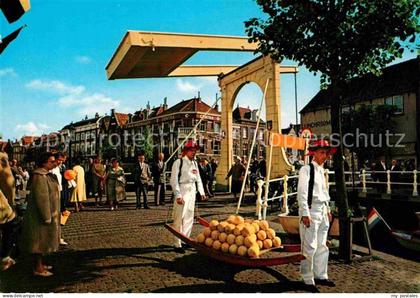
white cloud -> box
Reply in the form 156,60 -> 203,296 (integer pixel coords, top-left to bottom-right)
26,79 -> 85,96
75,55 -> 92,64
15,122 -> 50,136
26,79 -> 119,117
58,93 -> 120,115
199,77 -> 218,84
176,79 -> 201,92
0,68 -> 17,77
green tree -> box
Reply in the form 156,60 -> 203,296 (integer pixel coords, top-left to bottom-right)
342,104 -> 397,167
245,0 -> 418,261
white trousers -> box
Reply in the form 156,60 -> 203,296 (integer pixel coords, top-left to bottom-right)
299,204 -> 330,285
172,183 -> 196,247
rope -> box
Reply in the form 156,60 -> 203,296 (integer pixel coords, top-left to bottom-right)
163,96 -> 221,219
236,78 -> 270,214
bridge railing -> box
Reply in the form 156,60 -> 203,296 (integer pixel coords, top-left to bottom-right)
256,169 -> 419,220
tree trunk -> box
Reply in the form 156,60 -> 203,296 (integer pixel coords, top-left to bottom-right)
330,80 -> 352,262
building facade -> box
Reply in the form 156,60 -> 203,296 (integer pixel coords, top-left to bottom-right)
300,57 -> 419,167
231,106 -> 266,159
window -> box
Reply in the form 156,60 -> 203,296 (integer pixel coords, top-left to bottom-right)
201,139 -> 207,153
91,143 -> 96,155
76,133 -> 80,141
199,121 -> 207,131
385,95 -> 404,114
258,130 -> 264,140
242,127 -> 248,139
81,133 -> 85,141
213,141 -> 220,155
214,122 -> 220,133
250,128 -> 256,138
233,128 -> 240,139
233,143 -> 239,156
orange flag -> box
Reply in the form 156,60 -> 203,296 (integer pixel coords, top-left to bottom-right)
271,133 -> 306,150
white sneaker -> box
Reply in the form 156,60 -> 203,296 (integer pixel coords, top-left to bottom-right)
60,238 -> 68,246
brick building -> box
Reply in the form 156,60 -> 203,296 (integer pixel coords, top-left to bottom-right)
300,57 -> 419,167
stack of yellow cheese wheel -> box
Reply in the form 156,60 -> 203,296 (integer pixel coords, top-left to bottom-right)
196,215 -> 282,258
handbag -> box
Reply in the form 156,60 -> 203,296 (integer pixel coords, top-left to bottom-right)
0,189 -> 15,225
116,175 -> 126,186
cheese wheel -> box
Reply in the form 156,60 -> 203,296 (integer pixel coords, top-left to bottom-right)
263,238 -> 273,249
229,244 -> 238,255
273,236 -> 282,247
211,230 -> 220,240
233,224 -> 245,236
227,234 -> 236,245
258,220 -> 269,231
225,224 -> 236,234
248,244 -> 260,258
196,233 -> 205,243
266,228 -> 276,240
235,235 -> 245,246
244,235 -> 257,248
209,220 -> 219,230
205,238 -> 214,247
251,222 -> 260,233
257,230 -> 267,241
237,245 -> 248,256
217,221 -> 229,233
218,232 -> 228,243
212,240 -> 222,250
221,242 -> 230,253
241,225 -> 256,237
203,227 -> 212,238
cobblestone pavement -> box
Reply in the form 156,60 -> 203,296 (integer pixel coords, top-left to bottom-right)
1,193 -> 419,293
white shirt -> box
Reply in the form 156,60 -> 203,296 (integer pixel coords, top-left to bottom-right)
297,161 -> 330,217
170,156 -> 205,199
51,166 -> 63,191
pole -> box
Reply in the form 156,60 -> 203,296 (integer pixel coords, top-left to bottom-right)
163,96 -> 221,180
263,136 -> 274,220
375,209 -> 392,231
294,72 -> 298,125
236,78 -> 270,214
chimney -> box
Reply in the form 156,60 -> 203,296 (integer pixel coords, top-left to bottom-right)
197,91 -> 200,99
146,101 -> 151,110
95,112 -> 99,119
111,108 -> 115,115
251,109 -> 258,121
128,113 -> 133,122
163,97 -> 168,110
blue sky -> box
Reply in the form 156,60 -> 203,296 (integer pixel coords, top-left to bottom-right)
0,0 -> 417,140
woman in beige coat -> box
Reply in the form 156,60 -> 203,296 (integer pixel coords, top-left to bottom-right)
21,152 -> 60,277
70,159 -> 87,212
0,152 -> 17,271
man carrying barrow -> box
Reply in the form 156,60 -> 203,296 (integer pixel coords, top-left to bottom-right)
298,139 -> 336,290
170,140 -> 206,253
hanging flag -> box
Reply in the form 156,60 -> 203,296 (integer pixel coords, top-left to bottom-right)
0,25 -> 25,55
270,133 -> 306,150
368,207 -> 392,231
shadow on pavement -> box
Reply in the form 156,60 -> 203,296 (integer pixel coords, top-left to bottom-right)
0,245 -> 310,293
